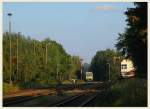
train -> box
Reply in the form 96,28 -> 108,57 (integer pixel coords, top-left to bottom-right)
120,59 -> 135,78
85,72 -> 93,81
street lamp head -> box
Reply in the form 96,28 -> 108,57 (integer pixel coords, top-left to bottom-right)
8,13 -> 12,16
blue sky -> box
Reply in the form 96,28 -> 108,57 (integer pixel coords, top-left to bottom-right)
3,2 -> 135,63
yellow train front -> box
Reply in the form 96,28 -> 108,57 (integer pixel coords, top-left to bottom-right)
85,72 -> 93,81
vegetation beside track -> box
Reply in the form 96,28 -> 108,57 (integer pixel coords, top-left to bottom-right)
3,32 -> 82,89
3,83 -> 20,95
96,78 -> 147,107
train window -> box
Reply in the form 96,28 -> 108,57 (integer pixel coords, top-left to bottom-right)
121,64 -> 127,69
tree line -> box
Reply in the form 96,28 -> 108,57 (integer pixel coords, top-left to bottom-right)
3,32 -> 81,88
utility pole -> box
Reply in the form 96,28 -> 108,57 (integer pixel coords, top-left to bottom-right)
57,63 -> 58,80
34,40 -> 36,56
56,48 -> 59,80
33,40 -> 36,71
17,32 -> 20,80
45,43 -> 49,65
45,44 -> 47,65
8,13 -> 12,84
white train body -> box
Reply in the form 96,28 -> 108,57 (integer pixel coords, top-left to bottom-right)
86,72 -> 93,81
121,59 -> 135,78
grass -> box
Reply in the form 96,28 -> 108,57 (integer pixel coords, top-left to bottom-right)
96,78 -> 147,107
62,80 -> 72,84
3,82 -> 20,95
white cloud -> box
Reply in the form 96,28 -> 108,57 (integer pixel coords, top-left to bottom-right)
95,6 -> 117,11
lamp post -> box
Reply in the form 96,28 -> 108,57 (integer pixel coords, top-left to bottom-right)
8,13 -> 12,84
8,13 -> 12,33
80,59 -> 83,80
107,63 -> 110,82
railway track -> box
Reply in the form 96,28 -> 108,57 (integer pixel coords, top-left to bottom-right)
3,81 -> 112,107
50,91 -> 103,107
3,94 -> 45,106
50,82 -> 111,107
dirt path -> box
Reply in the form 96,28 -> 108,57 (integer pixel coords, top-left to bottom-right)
3,89 -> 56,99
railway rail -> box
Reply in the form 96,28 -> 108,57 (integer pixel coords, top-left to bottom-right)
50,91 -> 104,107
3,94 -> 45,106
50,82 -> 109,107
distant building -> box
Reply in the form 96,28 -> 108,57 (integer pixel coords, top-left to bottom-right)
121,59 -> 135,78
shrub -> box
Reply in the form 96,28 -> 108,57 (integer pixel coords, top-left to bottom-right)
97,78 -> 147,107
3,82 -> 20,95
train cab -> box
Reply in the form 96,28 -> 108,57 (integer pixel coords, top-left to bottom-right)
85,72 -> 93,81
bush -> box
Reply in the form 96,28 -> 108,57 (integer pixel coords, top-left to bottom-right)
18,80 -> 58,89
3,82 -> 20,95
97,78 -> 147,107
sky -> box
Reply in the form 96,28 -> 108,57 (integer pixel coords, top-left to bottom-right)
3,2 -> 135,63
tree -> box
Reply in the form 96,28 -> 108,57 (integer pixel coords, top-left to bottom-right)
68,56 -> 81,80
116,2 -> 147,78
90,49 -> 121,81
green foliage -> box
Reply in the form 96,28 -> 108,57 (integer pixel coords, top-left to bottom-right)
90,49 -> 121,81
3,82 -> 19,94
68,56 -> 81,79
3,32 -> 81,88
96,78 -> 147,106
116,2 -> 147,78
